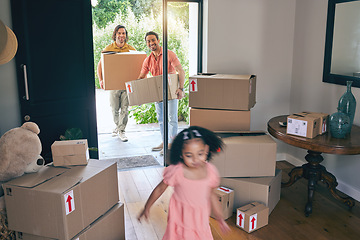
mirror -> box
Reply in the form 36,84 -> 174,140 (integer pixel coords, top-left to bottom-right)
323,0 -> 360,87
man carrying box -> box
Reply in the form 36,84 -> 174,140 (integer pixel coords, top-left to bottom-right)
97,25 -> 136,142
137,31 -> 185,155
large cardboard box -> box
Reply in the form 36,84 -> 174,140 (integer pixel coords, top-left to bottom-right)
236,202 -> 269,233
101,51 -> 147,90
189,74 -> 256,110
287,113 -> 321,138
16,202 -> 125,240
3,160 -> 119,240
210,186 -> 234,220
126,74 -> 179,106
189,108 -> 250,131
212,132 -> 277,177
51,139 -> 89,166
301,112 -> 329,135
220,169 -> 282,214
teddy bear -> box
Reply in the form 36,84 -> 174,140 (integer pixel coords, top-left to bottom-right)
0,122 -> 45,240
0,122 -> 45,197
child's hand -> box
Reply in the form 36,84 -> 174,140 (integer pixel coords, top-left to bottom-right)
218,219 -> 231,234
137,180 -> 168,223
137,208 -> 150,222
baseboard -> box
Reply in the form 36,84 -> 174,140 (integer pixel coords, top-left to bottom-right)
276,153 -> 304,166
276,153 -> 360,202
337,180 -> 360,203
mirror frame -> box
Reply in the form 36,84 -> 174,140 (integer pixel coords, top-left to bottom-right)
323,0 -> 360,87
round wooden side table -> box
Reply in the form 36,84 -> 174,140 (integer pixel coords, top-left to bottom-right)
267,115 -> 360,216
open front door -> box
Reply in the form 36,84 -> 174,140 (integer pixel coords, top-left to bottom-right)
11,0 -> 98,161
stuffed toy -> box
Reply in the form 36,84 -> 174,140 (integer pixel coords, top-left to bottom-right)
0,122 -> 44,189
0,121 -> 45,239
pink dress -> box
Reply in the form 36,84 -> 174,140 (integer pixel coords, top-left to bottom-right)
162,162 -> 220,240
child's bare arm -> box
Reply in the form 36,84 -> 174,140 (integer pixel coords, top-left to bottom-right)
138,180 -> 168,222
210,188 -> 231,234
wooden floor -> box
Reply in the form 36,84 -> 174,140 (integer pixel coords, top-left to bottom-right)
117,161 -> 360,240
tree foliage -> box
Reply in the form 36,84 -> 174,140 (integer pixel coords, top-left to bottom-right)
92,0 -> 161,29
92,0 -> 125,29
129,0 -> 161,18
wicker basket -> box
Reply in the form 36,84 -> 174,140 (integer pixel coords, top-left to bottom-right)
0,209 -> 15,240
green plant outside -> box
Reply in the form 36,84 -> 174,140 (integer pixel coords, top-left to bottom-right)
92,3 -> 190,124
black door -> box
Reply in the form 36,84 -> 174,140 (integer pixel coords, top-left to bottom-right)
11,0 -> 98,162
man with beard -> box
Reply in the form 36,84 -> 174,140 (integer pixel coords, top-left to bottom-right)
97,25 -> 135,142
138,31 -> 185,155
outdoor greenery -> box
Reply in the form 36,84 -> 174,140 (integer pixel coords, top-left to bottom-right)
92,0 -> 190,124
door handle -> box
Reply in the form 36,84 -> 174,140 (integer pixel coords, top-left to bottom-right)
21,64 -> 29,100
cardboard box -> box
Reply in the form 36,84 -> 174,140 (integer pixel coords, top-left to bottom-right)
101,51 -> 147,90
236,202 -> 269,233
16,202 -> 125,240
189,108 -> 250,131
210,186 -> 234,220
126,74 -> 179,106
3,159 -> 119,240
51,139 -> 89,166
189,74 -> 256,110
212,132 -> 277,177
286,113 -> 321,138
301,112 -> 329,135
220,169 -> 282,214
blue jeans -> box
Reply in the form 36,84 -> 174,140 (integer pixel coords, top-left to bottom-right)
155,99 -> 178,142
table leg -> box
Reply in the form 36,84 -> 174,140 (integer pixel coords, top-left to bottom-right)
302,151 -> 323,216
282,166 -> 303,187
283,150 -> 355,216
320,166 -> 355,209
305,174 -> 317,217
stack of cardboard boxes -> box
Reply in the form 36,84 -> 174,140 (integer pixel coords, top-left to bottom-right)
213,133 -> 281,233
189,74 -> 256,131
2,140 -> 125,240
189,74 -> 281,233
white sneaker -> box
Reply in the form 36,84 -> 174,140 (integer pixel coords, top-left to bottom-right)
118,131 -> 128,142
112,128 -> 118,137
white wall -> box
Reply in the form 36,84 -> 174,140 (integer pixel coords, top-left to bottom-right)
205,0 -> 295,130
204,0 -> 296,159
0,0 -> 21,135
205,0 -> 360,201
